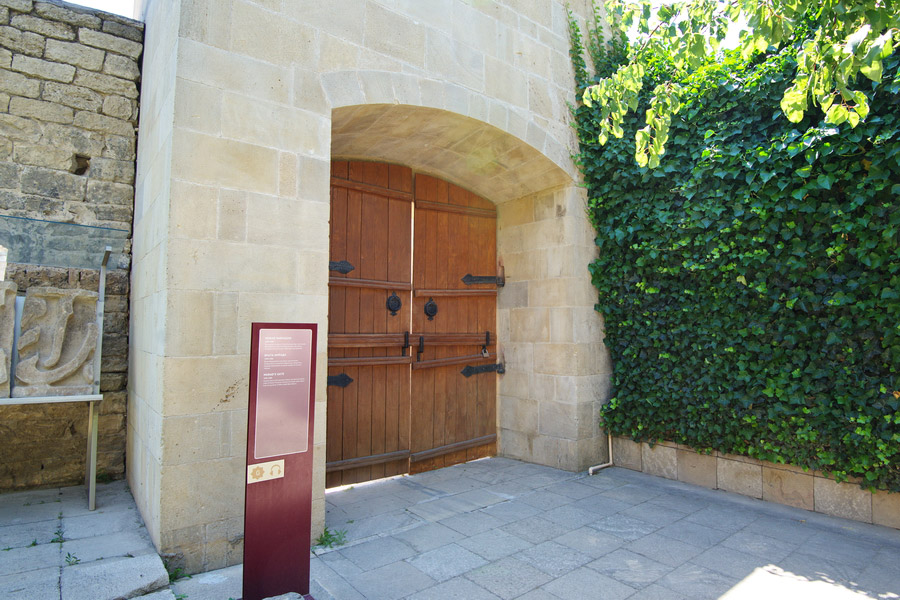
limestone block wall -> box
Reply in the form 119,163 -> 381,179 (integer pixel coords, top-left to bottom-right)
497,185 -> 611,470
0,0 -> 142,490
613,437 -> 900,530
134,0 -> 607,573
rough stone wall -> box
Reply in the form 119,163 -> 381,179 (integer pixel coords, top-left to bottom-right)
0,0 -> 142,491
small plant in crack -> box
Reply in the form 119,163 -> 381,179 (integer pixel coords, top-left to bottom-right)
314,526 -> 347,548
29,539 -> 38,547
163,559 -> 190,583
65,552 -> 80,565
51,527 -> 64,544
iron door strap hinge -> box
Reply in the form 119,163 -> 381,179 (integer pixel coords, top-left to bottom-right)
461,363 -> 505,377
329,260 -> 355,274
327,373 -> 354,387
461,274 -> 505,287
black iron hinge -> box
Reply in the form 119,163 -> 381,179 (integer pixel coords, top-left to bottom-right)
461,274 -> 505,287
460,363 -> 505,377
329,260 -> 355,274
327,373 -> 354,387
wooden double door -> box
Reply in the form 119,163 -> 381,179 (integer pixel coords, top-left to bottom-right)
326,161 -> 501,487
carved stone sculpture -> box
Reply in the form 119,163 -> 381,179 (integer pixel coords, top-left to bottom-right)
0,280 -> 17,398
13,287 -> 99,397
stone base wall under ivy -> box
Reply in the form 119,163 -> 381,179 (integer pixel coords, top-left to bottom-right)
612,437 -> 900,530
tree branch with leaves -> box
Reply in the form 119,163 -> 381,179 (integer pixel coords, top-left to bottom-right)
581,0 -> 900,167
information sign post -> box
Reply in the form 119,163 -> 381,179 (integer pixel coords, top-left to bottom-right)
243,323 -> 317,600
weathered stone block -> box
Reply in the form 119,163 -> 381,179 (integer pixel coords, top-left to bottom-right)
87,179 -> 132,205
0,280 -> 16,398
11,13 -> 75,40
611,437 -> 642,471
102,53 -> 139,80
73,70 -> 138,98
101,134 -> 135,160
13,287 -> 99,397
20,165 -> 85,200
92,203 -> 132,223
9,96 -> 74,123
11,54 -> 77,83
88,156 -> 134,183
0,127 -> 9,158
40,122 -> 105,155
814,477 -> 872,522
0,25 -> 44,56
762,465 -> 814,510
676,448 -> 717,489
642,442 -> 677,479
0,113 -> 41,142
13,142 -> 76,170
35,2 -> 101,29
538,400 -> 578,439
0,68 -> 41,97
73,110 -> 133,135
364,3 -> 426,68
872,490 -> 900,529
45,37 -> 105,70
717,458 -> 762,498
41,80 -> 103,110
101,20 -> 143,43
1,0 -> 34,12
78,27 -> 142,58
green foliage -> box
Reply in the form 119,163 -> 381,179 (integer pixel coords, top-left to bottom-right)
314,526 -> 348,549
163,559 -> 190,583
581,0 -> 900,167
571,21 -> 900,490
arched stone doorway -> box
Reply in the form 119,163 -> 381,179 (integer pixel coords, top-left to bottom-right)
328,104 -> 609,481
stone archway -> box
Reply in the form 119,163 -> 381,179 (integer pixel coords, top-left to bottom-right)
330,104 -> 610,474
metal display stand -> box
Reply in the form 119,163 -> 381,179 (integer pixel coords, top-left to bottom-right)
0,246 -> 111,511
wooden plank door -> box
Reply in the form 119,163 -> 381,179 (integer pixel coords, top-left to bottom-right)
326,161 -> 413,488
326,162 -> 499,487
409,174 -> 498,473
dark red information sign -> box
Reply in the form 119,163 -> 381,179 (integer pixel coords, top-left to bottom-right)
244,323 -> 317,600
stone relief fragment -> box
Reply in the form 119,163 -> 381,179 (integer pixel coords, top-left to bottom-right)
13,287 -> 99,398
0,281 -> 17,398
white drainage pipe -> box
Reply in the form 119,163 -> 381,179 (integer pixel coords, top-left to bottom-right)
588,432 -> 614,475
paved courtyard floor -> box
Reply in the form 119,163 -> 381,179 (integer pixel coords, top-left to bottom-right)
2,457 -> 900,599
307,458 -> 900,600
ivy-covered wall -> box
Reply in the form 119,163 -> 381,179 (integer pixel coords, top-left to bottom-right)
571,23 -> 900,491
